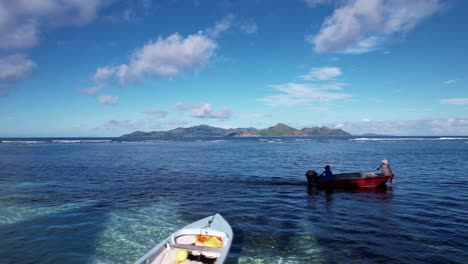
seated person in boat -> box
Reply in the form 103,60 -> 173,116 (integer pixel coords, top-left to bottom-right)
320,165 -> 333,180
377,159 -> 395,184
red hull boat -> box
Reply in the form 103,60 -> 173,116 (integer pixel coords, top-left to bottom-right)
306,170 -> 392,189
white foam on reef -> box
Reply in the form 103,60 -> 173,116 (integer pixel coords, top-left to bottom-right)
53,140 -> 112,143
351,137 -> 468,141
52,140 -> 81,143
351,137 -> 421,141
206,139 -> 227,143
119,141 -> 142,144
258,139 -> 283,143
144,140 -> 171,143
0,140 -> 47,144
267,140 -> 284,144
78,140 -> 112,143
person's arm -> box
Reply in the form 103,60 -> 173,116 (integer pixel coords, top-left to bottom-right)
376,164 -> 382,170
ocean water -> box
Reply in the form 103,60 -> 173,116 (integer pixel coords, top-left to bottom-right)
0,136 -> 467,264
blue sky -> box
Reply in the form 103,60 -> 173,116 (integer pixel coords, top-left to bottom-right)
1,0 -> 467,137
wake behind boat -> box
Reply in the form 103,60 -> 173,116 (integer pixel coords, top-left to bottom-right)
306,170 -> 392,189
134,214 -> 233,264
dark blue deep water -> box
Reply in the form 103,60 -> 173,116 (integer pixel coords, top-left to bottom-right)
1,137 -> 467,263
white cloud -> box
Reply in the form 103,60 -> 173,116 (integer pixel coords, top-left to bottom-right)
303,0 -> 334,8
0,0 -> 107,50
79,85 -> 104,95
309,0 -> 444,53
142,109 -> 168,118
190,103 -> 232,119
191,103 -> 213,118
82,15 -> 257,101
300,67 -> 342,81
207,14 -> 258,37
88,32 -> 217,87
440,98 -> 468,105
259,67 -> 351,107
332,117 -> 468,135
0,54 -> 36,95
172,101 -> 189,111
94,66 -> 117,83
172,102 -> 232,119
101,118 -> 189,131
239,21 -> 258,34
125,32 -> 216,80
98,94 -> 119,105
0,0 -> 109,94
206,14 -> 235,38
443,79 -> 457,84
258,82 -> 351,106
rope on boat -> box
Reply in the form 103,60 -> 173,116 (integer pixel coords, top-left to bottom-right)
193,215 -> 216,262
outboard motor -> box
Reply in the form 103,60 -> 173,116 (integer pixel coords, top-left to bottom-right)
305,170 -> 318,187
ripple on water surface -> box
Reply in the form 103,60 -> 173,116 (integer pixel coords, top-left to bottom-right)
0,138 -> 467,263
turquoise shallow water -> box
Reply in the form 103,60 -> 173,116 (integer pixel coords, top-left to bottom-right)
0,136 -> 467,263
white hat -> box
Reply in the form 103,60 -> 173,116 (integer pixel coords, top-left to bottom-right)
382,159 -> 388,164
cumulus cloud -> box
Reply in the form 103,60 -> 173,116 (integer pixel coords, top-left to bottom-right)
0,54 -> 36,95
172,102 -> 232,119
142,109 -> 168,118
0,0 -> 109,94
309,0 -> 444,53
440,98 -> 468,105
206,14 -> 235,38
94,66 -> 117,83
88,32 -> 217,87
300,67 -> 342,81
206,14 -> 258,37
191,103 -> 231,119
98,94 -> 119,105
0,0 -> 107,50
259,67 -> 350,107
82,15 -> 258,102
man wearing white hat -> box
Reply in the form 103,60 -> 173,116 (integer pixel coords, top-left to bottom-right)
377,159 -> 395,184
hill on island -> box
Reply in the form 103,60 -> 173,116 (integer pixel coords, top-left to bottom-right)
120,123 -> 351,137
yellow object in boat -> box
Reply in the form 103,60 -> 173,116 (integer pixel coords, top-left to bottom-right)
203,236 -> 223,248
176,250 -> 188,261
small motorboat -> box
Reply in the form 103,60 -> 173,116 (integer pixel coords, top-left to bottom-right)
134,214 -> 233,264
306,170 -> 392,189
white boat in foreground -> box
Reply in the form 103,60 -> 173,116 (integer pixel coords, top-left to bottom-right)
134,214 -> 233,264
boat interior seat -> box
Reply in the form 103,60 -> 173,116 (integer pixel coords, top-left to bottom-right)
173,235 -> 222,259
175,235 -> 196,245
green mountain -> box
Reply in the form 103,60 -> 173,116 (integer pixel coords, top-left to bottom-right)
300,126 -> 351,136
121,123 -> 351,137
259,123 -> 306,136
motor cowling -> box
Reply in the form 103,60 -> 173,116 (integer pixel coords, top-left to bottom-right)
305,170 -> 318,187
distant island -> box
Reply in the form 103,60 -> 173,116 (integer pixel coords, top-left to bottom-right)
120,123 -> 351,137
